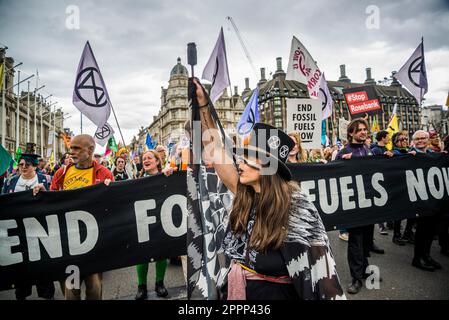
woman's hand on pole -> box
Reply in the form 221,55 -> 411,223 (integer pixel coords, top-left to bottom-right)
193,78 -> 208,107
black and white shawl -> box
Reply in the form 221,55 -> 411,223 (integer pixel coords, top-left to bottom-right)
281,190 -> 346,300
220,189 -> 346,300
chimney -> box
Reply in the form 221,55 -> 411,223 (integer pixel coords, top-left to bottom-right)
390,71 -> 402,87
273,57 -> 286,79
364,67 -> 376,85
233,86 -> 239,96
242,77 -> 251,98
338,64 -> 351,83
258,68 -> 267,85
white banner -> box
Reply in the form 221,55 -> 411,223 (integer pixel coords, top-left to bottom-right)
338,118 -> 350,141
47,130 -> 54,146
286,99 -> 322,149
286,36 -> 322,98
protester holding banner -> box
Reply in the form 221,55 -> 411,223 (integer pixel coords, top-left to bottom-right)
135,149 -> 169,299
370,131 -> 394,235
391,131 -> 416,246
371,130 -> 393,157
193,79 -> 345,300
408,130 -> 442,272
2,151 -> 55,300
336,118 -> 384,294
38,134 -> 114,300
440,135 -> 449,257
428,131 -> 443,153
287,132 -> 307,163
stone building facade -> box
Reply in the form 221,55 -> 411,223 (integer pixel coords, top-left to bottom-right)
132,57 -> 245,150
0,49 -> 69,159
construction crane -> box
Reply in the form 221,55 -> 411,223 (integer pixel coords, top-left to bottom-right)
226,16 -> 258,79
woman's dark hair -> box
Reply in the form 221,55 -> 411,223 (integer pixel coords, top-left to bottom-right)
114,156 -> 126,166
230,174 -> 299,252
60,152 -> 70,165
375,130 -> 388,141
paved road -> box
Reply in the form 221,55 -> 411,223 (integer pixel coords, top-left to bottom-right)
1,226 -> 448,300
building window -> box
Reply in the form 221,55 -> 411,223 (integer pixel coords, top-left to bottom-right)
274,118 -> 282,128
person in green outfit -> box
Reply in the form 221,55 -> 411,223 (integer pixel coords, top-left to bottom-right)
135,149 -> 172,299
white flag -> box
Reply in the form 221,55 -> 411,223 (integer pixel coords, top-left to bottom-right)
286,36 -> 322,98
318,73 -> 333,120
94,122 -> 115,146
394,40 -> 428,105
47,130 -> 54,145
73,41 -> 112,128
202,27 -> 231,103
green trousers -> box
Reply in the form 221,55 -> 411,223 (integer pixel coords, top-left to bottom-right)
136,259 -> 167,286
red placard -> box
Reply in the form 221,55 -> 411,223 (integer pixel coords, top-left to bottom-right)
343,88 -> 382,116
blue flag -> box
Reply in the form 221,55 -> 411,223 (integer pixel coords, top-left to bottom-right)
145,132 -> 155,150
237,87 -> 259,136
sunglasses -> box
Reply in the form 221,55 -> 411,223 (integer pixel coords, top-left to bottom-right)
235,155 -> 261,171
18,163 -> 31,168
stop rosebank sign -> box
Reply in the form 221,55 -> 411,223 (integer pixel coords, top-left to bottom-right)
342,85 -> 382,116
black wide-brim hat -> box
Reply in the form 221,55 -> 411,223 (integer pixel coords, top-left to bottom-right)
19,153 -> 40,166
233,123 -> 295,181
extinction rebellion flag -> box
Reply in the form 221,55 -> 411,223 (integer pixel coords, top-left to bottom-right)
73,41 -> 112,128
94,122 -> 115,147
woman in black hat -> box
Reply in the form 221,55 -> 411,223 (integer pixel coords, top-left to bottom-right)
192,79 -> 344,300
1,152 -> 55,300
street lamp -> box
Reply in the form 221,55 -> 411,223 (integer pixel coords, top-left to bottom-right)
14,71 -> 35,151
40,99 -> 57,156
31,86 -> 46,144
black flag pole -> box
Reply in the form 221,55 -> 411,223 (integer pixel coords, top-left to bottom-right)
109,104 -> 126,148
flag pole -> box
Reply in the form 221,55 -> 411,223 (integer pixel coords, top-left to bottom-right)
109,104 -> 126,149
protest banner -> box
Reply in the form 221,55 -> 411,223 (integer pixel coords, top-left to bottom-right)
1,154 -> 448,290
286,99 -> 322,149
342,85 -> 382,116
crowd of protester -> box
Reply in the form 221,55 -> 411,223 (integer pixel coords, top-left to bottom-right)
1,111 -> 448,299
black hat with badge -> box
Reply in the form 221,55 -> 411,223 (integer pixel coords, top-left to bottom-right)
19,143 -> 41,167
233,123 -> 295,181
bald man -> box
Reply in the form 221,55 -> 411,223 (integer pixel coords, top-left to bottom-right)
49,134 -> 113,300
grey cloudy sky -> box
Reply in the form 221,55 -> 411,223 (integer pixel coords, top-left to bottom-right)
1,0 -> 448,149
